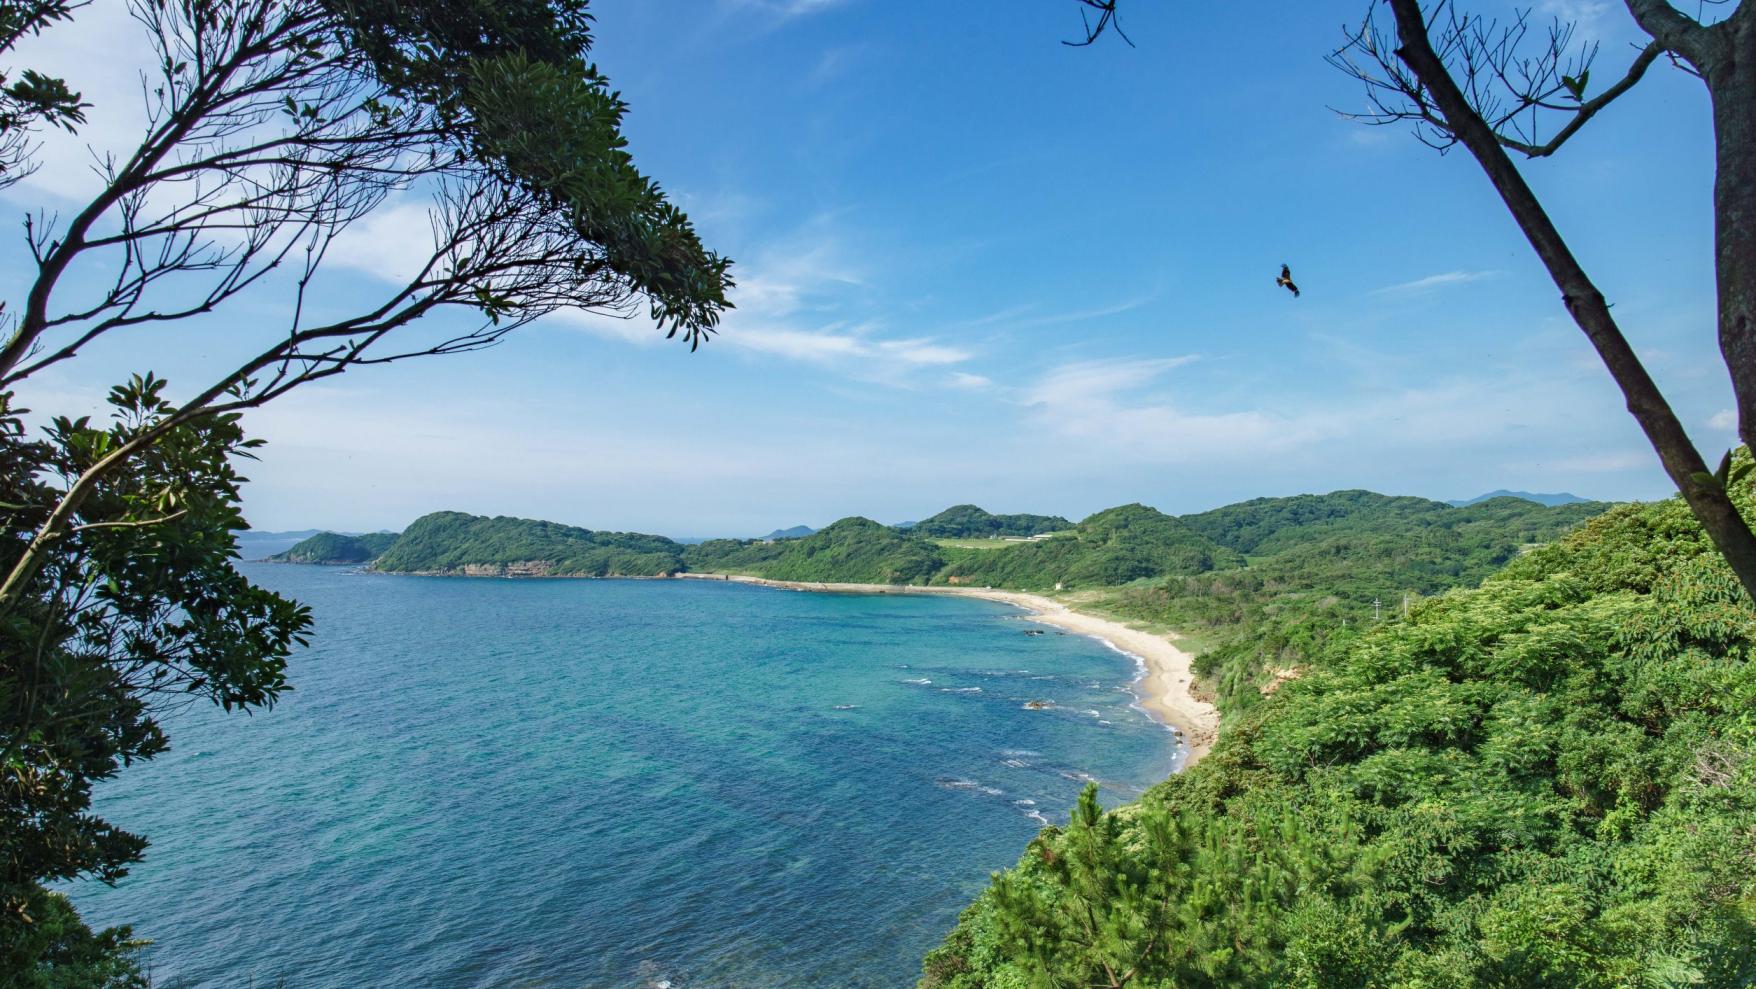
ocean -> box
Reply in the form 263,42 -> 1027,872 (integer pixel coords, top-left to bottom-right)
67,564 -> 1183,988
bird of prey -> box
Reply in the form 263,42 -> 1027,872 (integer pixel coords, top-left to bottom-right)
1276,264 -> 1300,298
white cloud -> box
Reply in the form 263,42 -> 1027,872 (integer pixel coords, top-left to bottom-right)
1370,270 -> 1502,298
322,201 -> 440,287
549,307 -> 665,346
1018,357 -> 1293,462
2,0 -> 152,205
947,371 -> 992,390
728,0 -> 850,19
1709,409 -> 1738,431
1549,450 -> 1652,473
1024,356 -> 1200,408
1538,0 -> 1614,32
727,323 -> 971,369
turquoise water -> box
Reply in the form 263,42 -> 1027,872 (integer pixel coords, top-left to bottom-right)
69,565 -> 1182,988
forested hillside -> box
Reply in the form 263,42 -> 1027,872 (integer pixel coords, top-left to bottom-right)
754,517 -> 945,584
268,531 -> 398,564
933,504 -> 1239,589
911,505 -> 1072,539
370,512 -> 685,576
920,491 -> 1756,987
1105,493 -> 1610,715
277,495 -> 1603,600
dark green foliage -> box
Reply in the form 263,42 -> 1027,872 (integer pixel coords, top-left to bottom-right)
371,511 -> 682,576
0,887 -> 145,989
1182,489 -> 1606,557
680,538 -> 790,575
321,0 -> 731,342
937,505 -> 1241,590
757,517 -> 946,585
921,492 -> 1756,987
1107,492 -> 1611,714
268,530 -> 398,564
0,380 -> 311,950
912,505 -> 1072,539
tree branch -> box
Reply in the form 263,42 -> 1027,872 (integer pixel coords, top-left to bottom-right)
1501,40 -> 1662,157
1385,0 -> 1756,600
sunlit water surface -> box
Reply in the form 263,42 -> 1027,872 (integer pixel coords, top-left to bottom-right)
70,565 -> 1181,988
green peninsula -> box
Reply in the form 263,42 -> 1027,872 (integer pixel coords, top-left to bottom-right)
268,531 -> 399,564
370,511 -> 684,577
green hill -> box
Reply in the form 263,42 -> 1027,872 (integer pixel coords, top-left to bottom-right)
1179,489 -> 1605,557
921,491 -> 1756,988
754,517 -> 946,585
911,504 -> 1072,539
1106,492 -> 1612,714
268,531 -> 399,564
934,504 -> 1241,589
680,537 -> 791,575
370,511 -> 683,577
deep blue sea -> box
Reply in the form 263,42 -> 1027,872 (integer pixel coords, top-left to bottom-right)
67,564 -> 1182,989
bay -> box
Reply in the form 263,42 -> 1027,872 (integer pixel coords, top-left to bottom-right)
69,564 -> 1181,988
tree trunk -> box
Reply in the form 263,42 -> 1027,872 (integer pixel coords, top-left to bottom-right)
1713,16 -> 1756,451
1386,0 -> 1756,601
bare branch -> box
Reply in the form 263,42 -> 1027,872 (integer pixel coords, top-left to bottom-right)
1330,2 -> 1681,159
1064,0 -> 1133,48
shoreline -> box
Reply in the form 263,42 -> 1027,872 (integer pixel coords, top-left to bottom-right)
677,573 -> 1218,769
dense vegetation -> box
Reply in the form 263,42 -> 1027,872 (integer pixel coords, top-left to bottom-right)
1103,494 -> 1610,716
681,497 -> 1603,604
370,511 -> 684,576
268,531 -> 399,564
921,490 -> 1756,987
912,505 -> 1072,539
681,537 -> 791,575
682,504 -> 1240,589
749,517 -> 946,585
933,505 -> 1239,589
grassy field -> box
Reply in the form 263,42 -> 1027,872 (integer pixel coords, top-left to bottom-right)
929,534 -> 1070,550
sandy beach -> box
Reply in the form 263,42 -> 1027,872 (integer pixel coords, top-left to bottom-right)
677,573 -> 1218,768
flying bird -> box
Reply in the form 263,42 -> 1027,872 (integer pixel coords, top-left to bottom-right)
1276,264 -> 1300,298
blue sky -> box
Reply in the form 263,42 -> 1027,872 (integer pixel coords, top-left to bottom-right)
3,0 -> 1738,536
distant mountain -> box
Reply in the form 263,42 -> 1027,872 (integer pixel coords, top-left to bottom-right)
762,525 -> 815,541
1447,490 -> 1590,508
370,511 -> 683,577
270,531 -> 399,565
910,504 -> 1072,539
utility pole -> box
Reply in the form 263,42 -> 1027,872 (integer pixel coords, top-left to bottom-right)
1402,593 -> 1410,619
1374,597 -> 1382,621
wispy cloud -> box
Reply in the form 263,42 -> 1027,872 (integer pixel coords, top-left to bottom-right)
1710,409 -> 1738,431
727,323 -> 971,368
1370,270 -> 1502,298
1020,356 -> 1288,462
1549,450 -> 1651,473
963,296 -> 1155,331
1537,0 -> 1614,32
724,0 -> 851,22
947,371 -> 992,390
